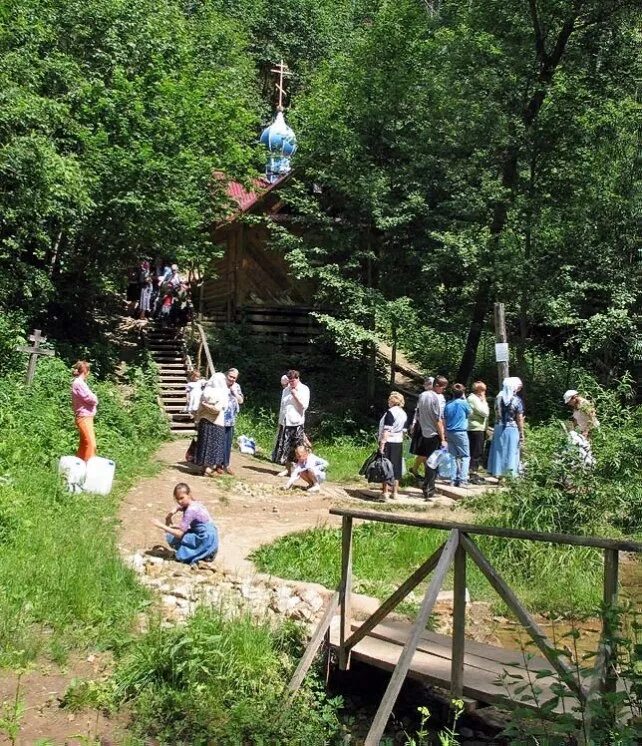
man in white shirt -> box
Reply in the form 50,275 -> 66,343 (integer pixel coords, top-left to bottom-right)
273,369 -> 311,476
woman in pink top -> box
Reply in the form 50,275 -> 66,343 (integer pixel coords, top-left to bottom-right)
71,360 -> 98,461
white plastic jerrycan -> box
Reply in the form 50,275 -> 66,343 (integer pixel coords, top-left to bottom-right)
58,456 -> 87,493
84,456 -> 116,495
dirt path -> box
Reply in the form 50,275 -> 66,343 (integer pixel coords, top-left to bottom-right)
0,440 -> 473,745
118,438 -> 471,575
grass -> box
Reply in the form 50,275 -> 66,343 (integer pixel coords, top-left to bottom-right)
252,521 -> 606,615
0,356 -> 168,666
66,608 -> 343,745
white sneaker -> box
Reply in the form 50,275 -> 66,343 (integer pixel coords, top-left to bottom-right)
307,483 -> 320,494
276,469 -> 288,478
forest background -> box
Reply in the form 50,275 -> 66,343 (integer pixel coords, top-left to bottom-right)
0,1 -> 641,742
0,0 -> 639,398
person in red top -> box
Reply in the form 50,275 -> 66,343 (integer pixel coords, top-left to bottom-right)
71,360 -> 98,461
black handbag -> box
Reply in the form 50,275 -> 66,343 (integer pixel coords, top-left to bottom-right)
360,451 -> 395,486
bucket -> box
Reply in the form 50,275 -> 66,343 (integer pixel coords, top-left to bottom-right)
84,456 -> 116,495
58,456 -> 87,493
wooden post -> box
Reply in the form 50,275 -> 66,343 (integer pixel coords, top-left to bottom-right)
582,549 -> 620,744
339,515 -> 353,670
288,590 -> 340,695
390,323 -> 397,388
494,302 -> 509,387
365,530 -> 459,746
18,329 -> 54,384
451,535 -> 467,698
601,548 -> 619,696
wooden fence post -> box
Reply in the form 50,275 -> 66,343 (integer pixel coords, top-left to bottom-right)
339,515 -> 353,670
451,534 -> 467,698
601,548 -> 619,696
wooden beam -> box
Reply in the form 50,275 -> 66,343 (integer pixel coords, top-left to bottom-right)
344,542 -> 445,652
339,515 -> 353,670
328,508 -> 642,553
287,590 -> 340,695
364,530 -> 459,746
460,534 -> 585,701
451,538 -> 467,698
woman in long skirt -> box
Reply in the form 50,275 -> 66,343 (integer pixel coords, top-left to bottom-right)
488,377 -> 525,478
194,373 -> 227,476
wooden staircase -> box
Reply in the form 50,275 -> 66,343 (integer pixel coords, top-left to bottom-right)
146,324 -> 195,436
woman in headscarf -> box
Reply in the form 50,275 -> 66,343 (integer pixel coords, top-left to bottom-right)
194,372 -> 228,476
488,377 -> 525,478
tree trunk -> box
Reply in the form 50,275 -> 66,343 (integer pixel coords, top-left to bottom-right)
456,2 -> 582,379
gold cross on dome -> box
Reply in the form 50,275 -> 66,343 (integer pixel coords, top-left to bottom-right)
269,59 -> 292,110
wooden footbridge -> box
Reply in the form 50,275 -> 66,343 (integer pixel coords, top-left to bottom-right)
288,508 -> 642,744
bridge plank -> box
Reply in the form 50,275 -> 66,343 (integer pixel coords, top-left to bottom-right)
330,622 -> 580,716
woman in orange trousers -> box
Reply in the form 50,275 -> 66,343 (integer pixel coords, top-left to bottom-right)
71,361 -> 98,461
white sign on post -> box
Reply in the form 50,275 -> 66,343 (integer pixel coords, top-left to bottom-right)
495,343 -> 509,363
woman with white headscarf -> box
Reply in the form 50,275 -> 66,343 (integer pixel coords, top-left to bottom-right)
194,372 -> 228,476
488,377 -> 525,478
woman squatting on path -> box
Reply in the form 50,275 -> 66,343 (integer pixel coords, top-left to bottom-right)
153,483 -> 218,564
71,360 -> 98,461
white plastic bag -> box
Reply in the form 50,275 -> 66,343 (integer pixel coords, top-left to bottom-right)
427,446 -> 447,471
237,435 -> 256,456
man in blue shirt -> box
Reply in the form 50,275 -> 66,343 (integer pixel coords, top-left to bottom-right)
444,384 -> 472,487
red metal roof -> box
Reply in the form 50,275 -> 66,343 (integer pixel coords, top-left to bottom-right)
213,171 -> 290,224
226,178 -> 270,212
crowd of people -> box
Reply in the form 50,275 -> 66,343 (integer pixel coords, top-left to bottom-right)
70,358 -> 598,564
379,374 -> 598,501
126,259 -> 193,326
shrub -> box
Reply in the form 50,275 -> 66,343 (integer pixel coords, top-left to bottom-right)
107,608 -> 343,745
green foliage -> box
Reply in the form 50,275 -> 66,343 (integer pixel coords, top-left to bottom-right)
104,608 -> 343,745
0,0 -> 260,324
0,354 -> 168,664
272,0 -> 641,383
499,609 -> 642,744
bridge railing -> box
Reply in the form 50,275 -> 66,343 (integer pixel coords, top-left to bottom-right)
288,508 -> 642,745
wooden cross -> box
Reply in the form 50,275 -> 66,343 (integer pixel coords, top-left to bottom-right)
270,59 -> 292,111
18,329 -> 54,384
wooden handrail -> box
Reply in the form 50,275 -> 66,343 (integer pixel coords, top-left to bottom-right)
193,322 -> 215,378
328,508 -> 642,553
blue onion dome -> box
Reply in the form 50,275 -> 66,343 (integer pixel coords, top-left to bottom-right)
260,111 -> 297,183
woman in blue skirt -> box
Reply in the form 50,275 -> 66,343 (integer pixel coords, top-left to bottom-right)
488,377 -> 525,478
153,483 -> 218,564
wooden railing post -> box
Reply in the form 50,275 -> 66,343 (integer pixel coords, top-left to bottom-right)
601,548 -> 619,696
365,530 -> 459,746
339,515 -> 353,670
451,533 -> 466,698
